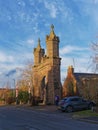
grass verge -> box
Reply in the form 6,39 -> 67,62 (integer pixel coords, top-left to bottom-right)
72,110 -> 98,118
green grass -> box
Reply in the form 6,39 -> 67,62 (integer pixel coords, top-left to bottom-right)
73,110 -> 98,118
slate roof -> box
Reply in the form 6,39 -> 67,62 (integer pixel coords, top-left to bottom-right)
74,72 -> 98,83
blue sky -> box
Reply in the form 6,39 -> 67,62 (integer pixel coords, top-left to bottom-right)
0,0 -> 98,87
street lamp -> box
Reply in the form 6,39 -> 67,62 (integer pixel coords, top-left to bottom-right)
15,86 -> 19,105
13,79 -> 18,104
28,82 -> 31,104
13,79 -> 15,97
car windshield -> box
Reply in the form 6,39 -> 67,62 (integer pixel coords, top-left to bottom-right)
62,98 -> 69,102
59,98 -> 67,104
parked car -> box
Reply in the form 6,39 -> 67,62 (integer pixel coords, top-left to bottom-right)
58,96 -> 96,113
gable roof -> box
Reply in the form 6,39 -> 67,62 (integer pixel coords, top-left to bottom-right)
74,72 -> 98,83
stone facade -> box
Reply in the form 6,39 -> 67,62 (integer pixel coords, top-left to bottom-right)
63,66 -> 78,97
63,65 -> 98,99
32,25 -> 62,104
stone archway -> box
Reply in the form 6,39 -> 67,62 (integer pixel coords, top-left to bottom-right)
40,76 -> 46,104
32,25 -> 62,104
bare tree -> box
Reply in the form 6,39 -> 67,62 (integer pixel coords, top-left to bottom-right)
17,60 -> 33,93
80,78 -> 98,104
91,42 -> 98,72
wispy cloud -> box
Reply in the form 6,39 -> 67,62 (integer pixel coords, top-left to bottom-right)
0,0 -> 98,87
43,0 -> 74,23
94,0 -> 98,4
61,54 -> 92,82
44,1 -> 58,18
84,6 -> 98,25
73,0 -> 98,27
26,39 -> 34,45
17,0 -> 26,7
73,0 -> 97,4
60,45 -> 88,55
0,52 -> 14,63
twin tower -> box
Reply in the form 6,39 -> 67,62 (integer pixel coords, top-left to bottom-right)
32,25 -> 62,104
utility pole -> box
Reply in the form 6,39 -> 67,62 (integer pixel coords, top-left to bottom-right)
13,79 -> 15,97
13,79 -> 19,105
28,82 -> 31,105
15,85 -> 19,105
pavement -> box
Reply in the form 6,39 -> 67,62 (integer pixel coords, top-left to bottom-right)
74,116 -> 98,124
33,105 -> 98,124
16,104 -> 58,112
16,104 -> 98,124
1,104 -> 98,124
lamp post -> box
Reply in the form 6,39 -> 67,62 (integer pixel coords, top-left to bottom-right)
28,82 -> 31,104
13,79 -> 15,97
13,79 -> 18,104
15,86 -> 19,105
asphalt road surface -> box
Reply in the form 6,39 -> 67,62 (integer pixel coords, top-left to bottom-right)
0,105 -> 98,130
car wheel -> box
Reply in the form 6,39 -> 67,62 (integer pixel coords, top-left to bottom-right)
66,106 -> 73,113
61,110 -> 65,112
88,103 -> 93,110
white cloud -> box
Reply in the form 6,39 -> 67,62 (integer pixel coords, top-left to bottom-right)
61,57 -> 75,83
50,5 -> 57,18
27,39 -> 34,45
60,45 -> 88,55
43,0 -> 73,23
94,0 -> 98,4
73,0 -> 98,4
85,8 -> 98,25
61,54 -> 90,72
44,1 -> 58,18
74,0 -> 98,26
17,0 -> 26,7
1,0 -> 98,87
0,52 -> 14,62
60,54 -> 93,83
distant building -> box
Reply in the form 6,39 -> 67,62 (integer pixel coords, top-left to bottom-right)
0,88 -> 14,104
63,65 -> 98,98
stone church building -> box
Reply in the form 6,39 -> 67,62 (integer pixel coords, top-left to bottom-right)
32,25 -> 98,104
32,25 -> 62,104
63,65 -> 98,101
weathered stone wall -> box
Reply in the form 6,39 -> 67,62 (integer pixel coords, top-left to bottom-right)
32,25 -> 62,104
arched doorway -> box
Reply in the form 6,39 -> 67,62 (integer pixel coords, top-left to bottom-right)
40,76 -> 46,104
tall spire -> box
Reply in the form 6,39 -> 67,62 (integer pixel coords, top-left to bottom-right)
48,24 -> 56,40
38,38 -> 41,45
68,65 -> 74,77
46,24 -> 59,42
37,38 -> 41,50
51,24 -> 54,32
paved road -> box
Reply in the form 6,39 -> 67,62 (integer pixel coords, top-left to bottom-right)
0,105 -> 98,130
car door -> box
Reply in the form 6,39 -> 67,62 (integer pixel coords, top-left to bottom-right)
80,99 -> 88,109
70,97 -> 82,110
74,98 -> 88,109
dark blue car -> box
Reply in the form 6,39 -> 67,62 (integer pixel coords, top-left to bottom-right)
58,96 -> 96,113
